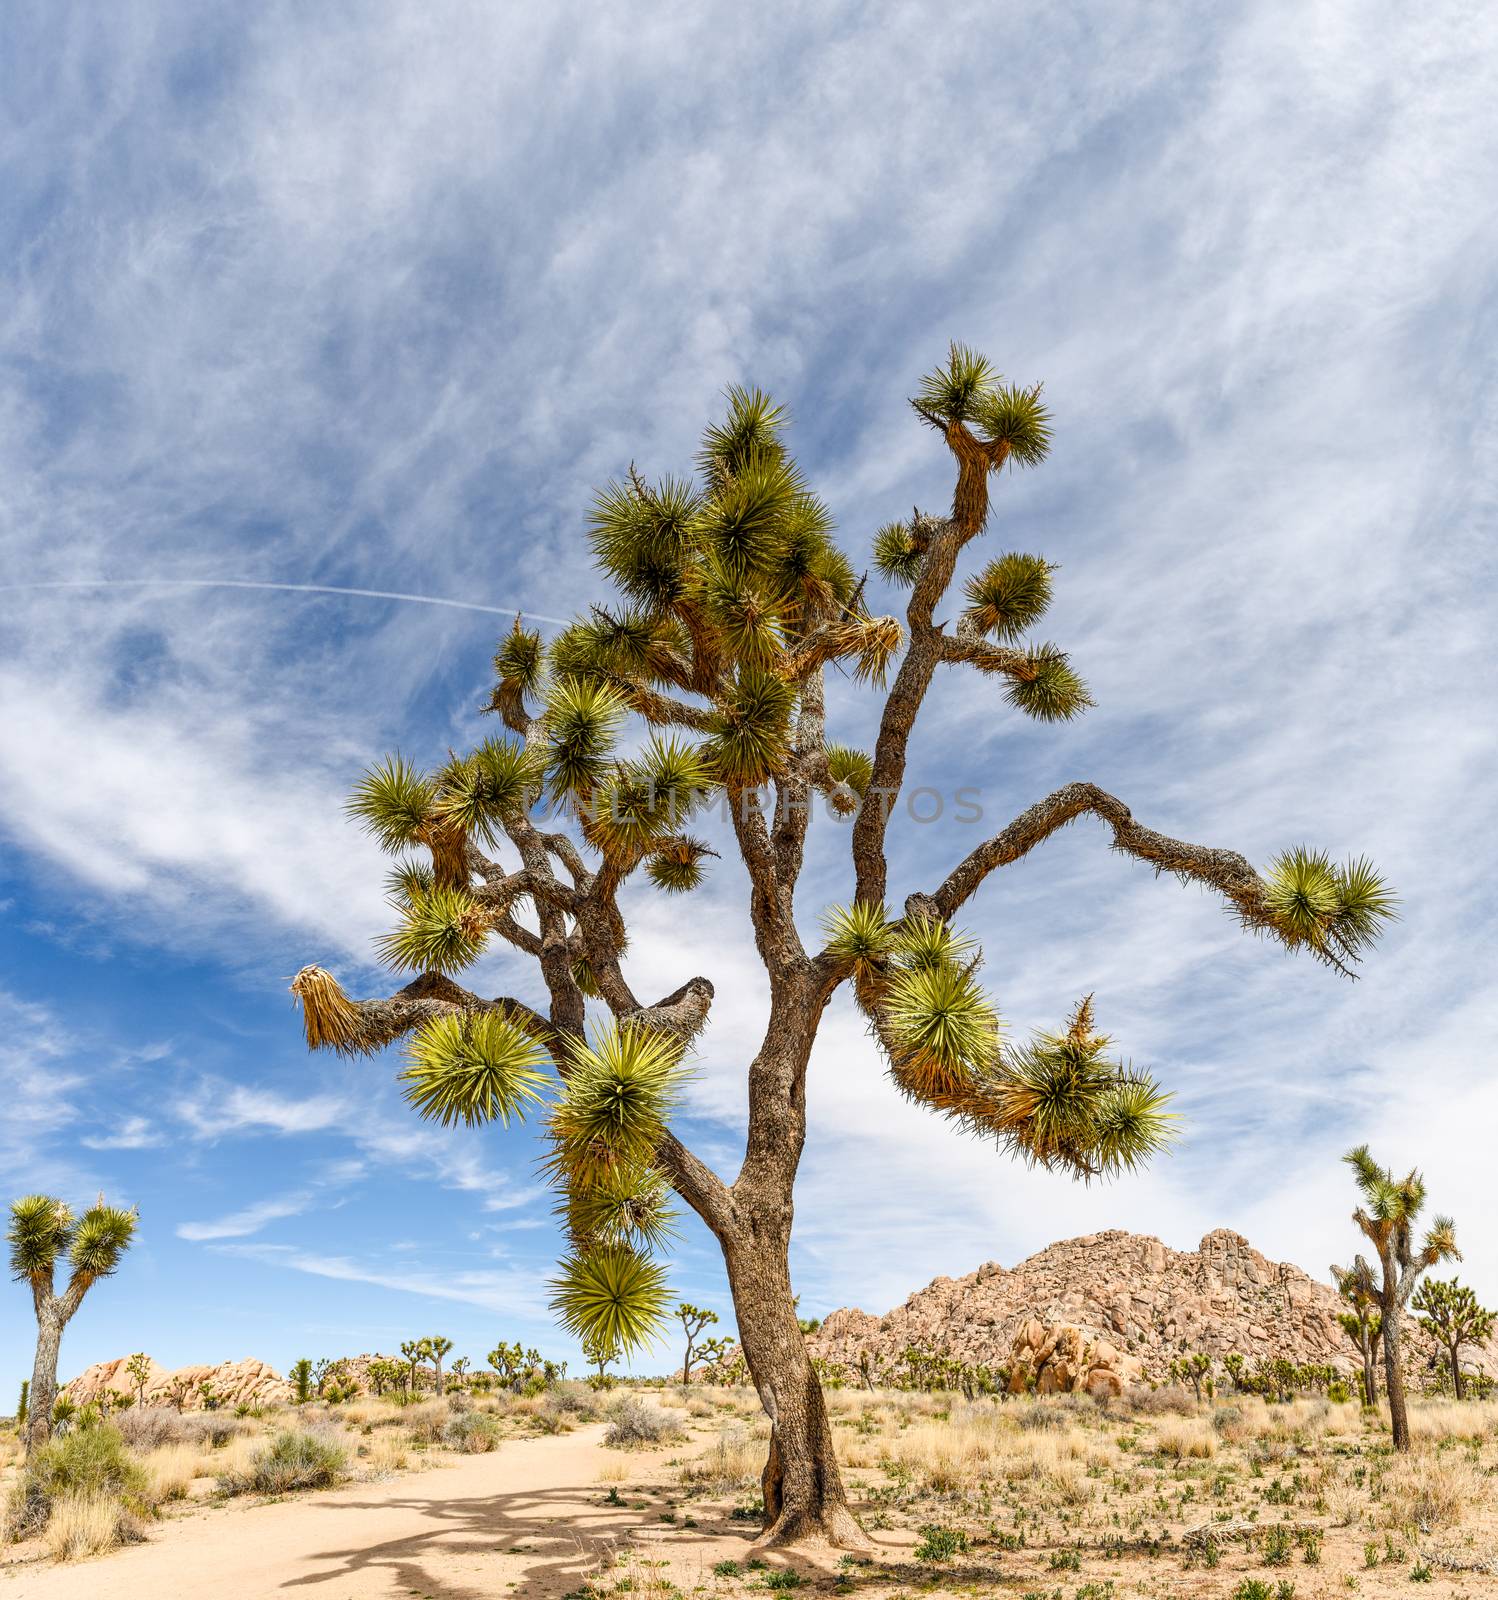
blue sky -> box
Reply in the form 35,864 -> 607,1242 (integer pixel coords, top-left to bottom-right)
2,2 -> 1496,1392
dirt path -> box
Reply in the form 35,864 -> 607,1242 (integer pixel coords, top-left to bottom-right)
2,1423 -> 753,1600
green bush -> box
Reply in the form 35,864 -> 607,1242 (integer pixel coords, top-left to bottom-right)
914,1523 -> 969,1562
441,1412 -> 501,1453
219,1429 -> 348,1496
4,1426 -> 148,1540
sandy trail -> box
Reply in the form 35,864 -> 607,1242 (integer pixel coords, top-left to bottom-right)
2,1423 -> 741,1600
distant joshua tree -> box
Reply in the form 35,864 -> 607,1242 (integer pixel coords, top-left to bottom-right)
400,1339 -> 431,1395
289,1358 -> 314,1405
428,1336 -> 454,1395
289,349 -> 1395,1546
676,1302 -> 718,1384
1344,1146 -> 1459,1450
1331,1262 -> 1383,1406
1412,1277 -> 1495,1401
6,1194 -> 136,1452
450,1355 -> 471,1389
124,1351 -> 154,1409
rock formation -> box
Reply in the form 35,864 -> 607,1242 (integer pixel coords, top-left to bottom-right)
63,1356 -> 289,1411
808,1228 -> 1496,1385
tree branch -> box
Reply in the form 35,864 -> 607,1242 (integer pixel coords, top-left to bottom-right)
930,780 -> 1278,935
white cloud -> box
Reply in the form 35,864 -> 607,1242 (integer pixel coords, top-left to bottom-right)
81,1115 -> 163,1151
177,1083 -> 352,1139
176,1192 -> 313,1241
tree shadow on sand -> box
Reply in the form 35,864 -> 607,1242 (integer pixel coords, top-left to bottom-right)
278,1478 -> 766,1600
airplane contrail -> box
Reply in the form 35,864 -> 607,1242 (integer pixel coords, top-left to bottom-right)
0,577 -> 572,626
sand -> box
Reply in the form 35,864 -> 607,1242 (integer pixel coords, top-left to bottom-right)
0,1421 -> 787,1600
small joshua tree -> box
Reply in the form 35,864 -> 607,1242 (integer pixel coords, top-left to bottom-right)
1344,1146 -> 1459,1450
677,1302 -> 719,1383
400,1338 -> 431,1395
1412,1278 -> 1495,1401
125,1351 -> 153,1409
428,1335 -> 454,1395
450,1355 -> 471,1389
366,1357 -> 402,1397
1184,1352 -> 1212,1404
486,1340 -> 524,1392
16,1379 -> 28,1427
290,1357 -> 314,1405
7,1194 -> 136,1453
1331,1262 -> 1383,1406
289,349 -> 1395,1546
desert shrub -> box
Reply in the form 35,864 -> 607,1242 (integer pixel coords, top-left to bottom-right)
4,1426 -> 149,1541
914,1523 -> 969,1561
141,1443 -> 199,1503
219,1429 -> 348,1496
603,1397 -> 685,1449
1154,1417 -> 1217,1459
544,1380 -> 598,1420
1381,1447 -> 1489,1532
678,1428 -> 759,1491
115,1406 -> 190,1451
44,1492 -> 146,1560
1126,1385 -> 1195,1417
441,1412 -> 501,1453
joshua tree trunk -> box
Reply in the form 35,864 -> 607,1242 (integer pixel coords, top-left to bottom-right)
1381,1293 -> 1410,1452
1360,1332 -> 1378,1408
26,1307 -> 64,1454
697,972 -> 869,1550
723,1219 -> 865,1549
1446,1341 -> 1465,1400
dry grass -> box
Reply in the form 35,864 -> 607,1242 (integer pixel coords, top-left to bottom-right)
43,1492 -> 144,1561
1153,1415 -> 1217,1458
1381,1444 -> 1492,1532
676,1428 -> 759,1492
139,1443 -> 199,1503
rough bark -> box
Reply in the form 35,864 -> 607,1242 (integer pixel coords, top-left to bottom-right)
1381,1291 -> 1410,1452
723,1220 -> 868,1550
26,1308 -> 64,1454
1447,1341 -> 1465,1400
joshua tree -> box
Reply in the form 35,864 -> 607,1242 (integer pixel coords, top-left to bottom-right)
583,1330 -> 619,1386
1412,1277 -> 1495,1401
1183,1351 -> 1212,1404
400,1338 -> 431,1395
676,1302 -> 719,1383
124,1351 -> 153,1409
6,1194 -> 137,1453
1344,1146 -> 1459,1450
16,1379 -> 28,1427
366,1357 -> 402,1397
486,1340 -> 524,1391
428,1335 -> 454,1395
290,1357 -> 314,1405
450,1355 -> 471,1389
1331,1262 -> 1383,1406
289,349 -> 1395,1546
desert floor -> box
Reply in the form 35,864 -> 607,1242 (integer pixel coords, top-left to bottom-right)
4,1388 -> 1496,1599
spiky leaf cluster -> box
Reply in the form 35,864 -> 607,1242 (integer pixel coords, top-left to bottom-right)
821,744 -> 873,816
962,553 -> 1054,640
542,679 -> 627,802
434,738 -> 539,846
348,756 -> 435,853
66,1205 -> 138,1283
376,883 -> 488,974
549,1242 -> 671,1357
7,1195 -> 136,1289
911,344 -> 1053,467
547,1023 -> 685,1190
1003,643 -> 1093,721
400,1011 -> 550,1128
492,621 -> 544,720
705,665 -> 795,784
969,999 -> 1175,1180
872,521 -> 923,587
645,836 -> 713,893
1264,850 -> 1398,967
581,738 -> 711,861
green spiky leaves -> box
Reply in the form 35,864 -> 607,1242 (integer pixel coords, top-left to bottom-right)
67,1204 -> 139,1284
970,384 -> 1053,468
911,344 -> 1052,467
549,1243 -> 671,1357
1264,849 -> 1397,966
884,961 -> 1000,1098
348,756 -> 435,852
589,475 -> 700,609
400,1011 -> 550,1128
705,665 -> 795,784
7,1195 -> 73,1283
7,1195 -> 136,1290
376,883 -> 488,974
821,900 -> 895,975
547,1023 -> 685,1188
697,385 -> 788,486
1003,644 -> 1093,721
977,999 -> 1174,1181
542,678 -> 627,802
873,521 -> 923,587
434,739 -> 539,846
822,744 -> 873,816
563,1163 -> 677,1253
645,836 -> 714,893
492,620 -> 544,721
962,553 -> 1054,640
